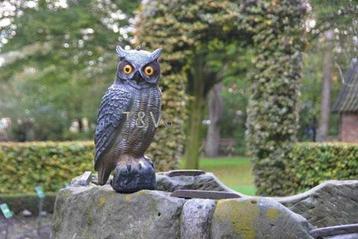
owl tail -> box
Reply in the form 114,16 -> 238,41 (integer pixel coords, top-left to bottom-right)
97,161 -> 113,185
111,157 -> 156,193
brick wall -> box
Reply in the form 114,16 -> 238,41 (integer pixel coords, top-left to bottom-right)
341,113 -> 358,142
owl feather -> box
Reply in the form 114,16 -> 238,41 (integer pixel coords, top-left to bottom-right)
94,85 -> 132,184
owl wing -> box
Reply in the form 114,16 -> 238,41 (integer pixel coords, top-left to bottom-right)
94,84 -> 132,170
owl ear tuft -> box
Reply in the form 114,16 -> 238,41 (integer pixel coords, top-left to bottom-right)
116,45 -> 127,58
150,48 -> 162,60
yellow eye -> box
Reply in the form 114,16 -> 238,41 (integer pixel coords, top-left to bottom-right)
144,66 -> 154,76
123,64 -> 132,74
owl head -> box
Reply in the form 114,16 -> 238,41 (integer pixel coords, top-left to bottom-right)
115,46 -> 162,88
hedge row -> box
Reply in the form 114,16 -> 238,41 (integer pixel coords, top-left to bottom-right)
0,141 -> 177,194
0,141 -> 94,194
246,0 -> 307,196
282,143 -> 358,195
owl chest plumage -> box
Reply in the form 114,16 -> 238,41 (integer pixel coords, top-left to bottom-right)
111,84 -> 161,157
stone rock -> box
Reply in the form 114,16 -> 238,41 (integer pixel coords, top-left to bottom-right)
52,185 -> 185,239
90,171 -> 236,194
181,199 -> 216,239
327,234 -> 358,239
211,197 -> 313,239
54,173 -> 358,239
70,171 -> 93,187
156,172 -> 240,193
278,180 -> 358,227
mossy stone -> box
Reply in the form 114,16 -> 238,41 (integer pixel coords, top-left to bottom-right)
211,198 -> 313,239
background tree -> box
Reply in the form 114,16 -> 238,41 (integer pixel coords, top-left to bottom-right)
317,30 -> 334,141
135,0 -> 257,169
136,0 -> 308,193
206,47 -> 253,156
299,0 -> 357,142
0,0 -> 140,140
204,82 -> 223,157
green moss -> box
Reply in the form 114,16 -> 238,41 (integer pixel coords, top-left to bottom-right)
266,208 -> 280,220
124,194 -> 133,202
98,195 -> 107,208
86,208 -> 94,226
214,199 -> 260,239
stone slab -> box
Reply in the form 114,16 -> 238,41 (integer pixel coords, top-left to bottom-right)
211,197 -> 313,239
278,180 -> 358,227
52,185 -> 185,239
55,173 -> 358,239
181,199 -> 216,239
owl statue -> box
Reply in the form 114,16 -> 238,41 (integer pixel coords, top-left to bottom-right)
94,46 -> 162,193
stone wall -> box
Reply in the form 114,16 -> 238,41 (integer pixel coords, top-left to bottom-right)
52,186 -> 312,239
52,172 -> 358,239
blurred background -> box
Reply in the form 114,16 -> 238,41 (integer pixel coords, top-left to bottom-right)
0,0 -> 356,204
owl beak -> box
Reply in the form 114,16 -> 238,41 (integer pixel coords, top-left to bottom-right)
133,71 -> 143,84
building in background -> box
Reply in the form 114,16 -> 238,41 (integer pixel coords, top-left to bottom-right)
333,59 -> 358,142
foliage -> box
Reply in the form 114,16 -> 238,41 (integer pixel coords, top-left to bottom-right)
135,0 -> 306,175
247,0 -> 357,195
246,0 -> 308,196
135,0 -> 254,169
0,141 -> 93,193
298,44 -> 341,141
297,0 -> 357,141
220,48 -> 254,155
220,0 -> 356,149
283,143 -> 358,195
0,0 -> 140,141
199,143 -> 358,197
0,141 -> 178,194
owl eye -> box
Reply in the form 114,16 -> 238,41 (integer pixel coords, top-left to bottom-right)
123,64 -> 133,74
144,66 -> 154,76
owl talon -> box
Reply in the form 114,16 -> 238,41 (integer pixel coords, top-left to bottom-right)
111,159 -> 156,193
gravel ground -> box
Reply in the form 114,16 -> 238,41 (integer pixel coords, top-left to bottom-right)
0,214 -> 52,239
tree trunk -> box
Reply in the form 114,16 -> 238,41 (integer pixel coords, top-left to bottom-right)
204,82 -> 223,157
184,57 -> 206,169
317,31 -> 334,142
77,118 -> 83,132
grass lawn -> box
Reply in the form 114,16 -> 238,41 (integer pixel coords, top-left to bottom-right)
180,156 -> 256,195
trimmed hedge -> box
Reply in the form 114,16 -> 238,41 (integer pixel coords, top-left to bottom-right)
0,141 -> 93,194
0,141 -> 177,194
246,0 -> 307,196
136,0 -> 308,196
282,143 -> 358,195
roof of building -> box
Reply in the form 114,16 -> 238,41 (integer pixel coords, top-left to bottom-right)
333,59 -> 358,113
